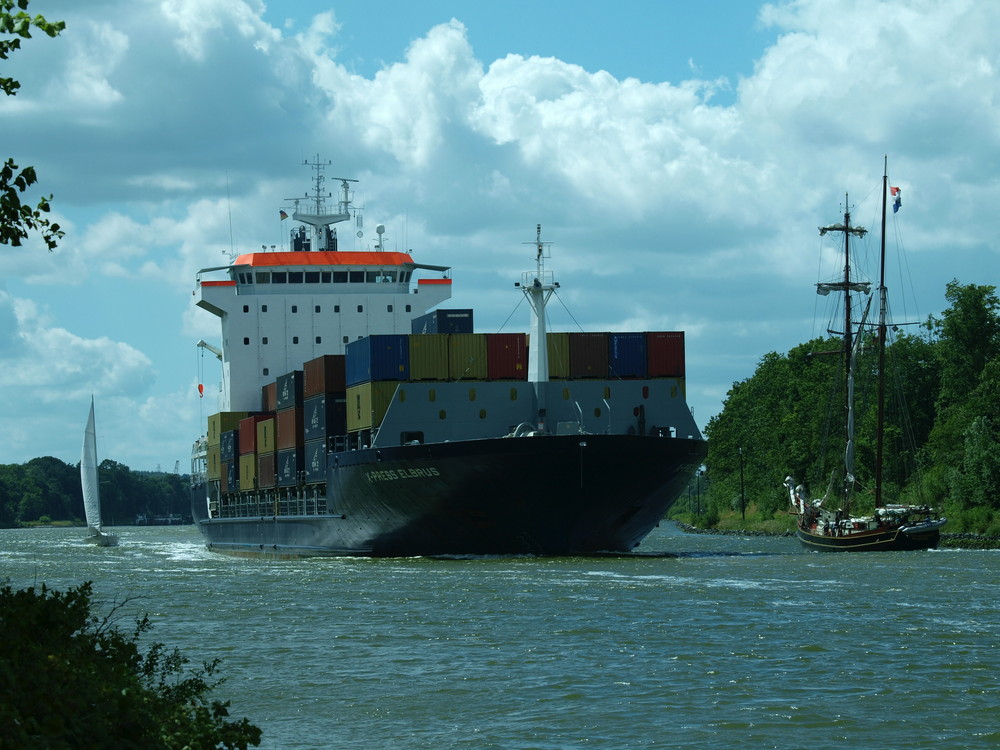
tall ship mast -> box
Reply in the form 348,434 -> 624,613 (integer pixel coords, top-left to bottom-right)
190,158 -> 706,557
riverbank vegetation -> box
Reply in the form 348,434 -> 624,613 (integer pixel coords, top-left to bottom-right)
0,458 -> 191,528
669,279 -> 1000,539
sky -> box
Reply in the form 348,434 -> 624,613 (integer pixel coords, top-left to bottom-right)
2,0 -> 998,472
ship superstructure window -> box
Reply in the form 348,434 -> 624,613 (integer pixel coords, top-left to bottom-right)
334,305 -> 340,313
243,337 -> 250,345
272,272 -> 287,284
305,271 -> 319,283
406,305 -> 411,312
262,305 -> 268,312
366,272 -> 378,283
321,271 -> 331,283
289,272 -> 303,283
315,336 -> 322,344
357,305 -> 363,313
262,337 -> 269,345
349,271 -> 364,283
291,305 -> 298,313
343,336 -> 348,343
292,336 -> 299,344
243,305 -> 249,313
263,368 -> 269,376
333,271 -> 347,283
387,305 -> 393,312
256,272 -> 270,283
315,305 -> 321,313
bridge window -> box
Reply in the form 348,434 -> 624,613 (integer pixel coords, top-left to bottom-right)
333,271 -> 348,283
349,271 -> 364,283
272,272 -> 287,284
305,271 -> 319,283
255,272 -> 270,283
289,272 -> 303,283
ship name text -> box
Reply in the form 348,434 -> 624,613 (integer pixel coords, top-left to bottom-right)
366,467 -> 441,483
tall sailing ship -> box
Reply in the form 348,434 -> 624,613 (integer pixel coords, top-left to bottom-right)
785,161 -> 946,551
190,157 -> 706,557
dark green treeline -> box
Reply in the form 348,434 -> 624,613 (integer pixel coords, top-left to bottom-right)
0,458 -> 190,527
698,279 -> 1000,534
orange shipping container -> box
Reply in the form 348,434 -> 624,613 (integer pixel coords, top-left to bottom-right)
304,354 -> 347,397
487,333 -> 527,380
276,407 -> 303,450
239,414 -> 272,455
569,332 -> 608,379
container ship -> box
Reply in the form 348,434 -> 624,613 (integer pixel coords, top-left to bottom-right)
190,157 -> 706,557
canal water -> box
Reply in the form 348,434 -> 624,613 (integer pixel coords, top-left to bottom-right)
2,523 -> 997,749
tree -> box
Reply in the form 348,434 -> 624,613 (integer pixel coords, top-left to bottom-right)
1,0 -> 65,250
0,581 -> 263,748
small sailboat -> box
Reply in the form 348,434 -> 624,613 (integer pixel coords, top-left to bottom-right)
785,159 -> 946,551
81,397 -> 118,547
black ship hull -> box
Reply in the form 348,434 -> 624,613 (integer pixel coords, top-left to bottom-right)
193,434 -> 706,557
796,524 -> 941,552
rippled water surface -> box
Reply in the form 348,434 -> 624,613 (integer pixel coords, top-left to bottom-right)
2,524 -> 998,749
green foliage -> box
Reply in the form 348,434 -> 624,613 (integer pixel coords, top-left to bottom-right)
699,279 -> 1000,534
0,581 -> 262,748
0,458 -> 191,527
1,0 -> 65,250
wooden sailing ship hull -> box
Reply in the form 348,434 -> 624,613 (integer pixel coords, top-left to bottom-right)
796,523 -> 941,552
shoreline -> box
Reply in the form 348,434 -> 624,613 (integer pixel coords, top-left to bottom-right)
671,521 -> 1000,549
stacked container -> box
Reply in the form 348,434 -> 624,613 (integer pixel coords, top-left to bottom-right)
206,412 -> 247,487
303,355 -> 347,484
276,370 -> 304,487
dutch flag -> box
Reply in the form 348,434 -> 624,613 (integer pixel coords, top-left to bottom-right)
890,186 -> 901,213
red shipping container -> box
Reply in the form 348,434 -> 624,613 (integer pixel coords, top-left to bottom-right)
486,333 -> 527,380
569,332 -> 608,379
276,407 -> 303,450
646,331 -> 685,377
304,354 -> 347,397
238,414 -> 273,455
261,381 -> 277,411
257,452 -> 276,489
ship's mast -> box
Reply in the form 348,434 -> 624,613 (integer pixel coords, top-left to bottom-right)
289,154 -> 357,247
818,197 -> 869,509
520,224 -> 558,430
875,156 -> 890,508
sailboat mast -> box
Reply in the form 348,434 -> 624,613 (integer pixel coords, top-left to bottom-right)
875,157 -> 889,507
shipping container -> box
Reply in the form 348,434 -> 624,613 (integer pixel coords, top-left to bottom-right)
646,331 -> 685,378
346,334 -> 410,386
207,444 -> 222,480
303,394 -> 347,441
221,461 -> 237,494
207,412 -> 248,446
261,381 -> 277,412
276,370 -> 304,410
487,333 -> 527,380
346,381 -> 400,431
257,452 -> 276,489
608,333 -> 648,379
569,332 -> 609,378
408,333 -> 450,381
276,447 -> 304,487
410,308 -> 474,334
304,354 -> 347,397
239,453 -> 257,489
449,333 -> 488,380
304,439 -> 327,484
276,407 -> 303,450
541,332 -> 570,379
256,417 -> 276,455
239,414 -> 272,455
220,429 -> 239,462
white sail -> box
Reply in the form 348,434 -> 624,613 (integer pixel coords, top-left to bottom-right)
81,398 -> 118,546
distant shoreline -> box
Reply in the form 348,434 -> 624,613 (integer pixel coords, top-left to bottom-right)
672,521 -> 1000,549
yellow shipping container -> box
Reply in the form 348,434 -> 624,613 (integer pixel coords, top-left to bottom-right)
239,453 -> 257,489
207,411 -> 248,446
207,444 -> 222,480
347,381 -> 400,431
256,417 -> 276,454
408,333 -> 450,381
448,333 -> 487,380
526,332 -> 570,379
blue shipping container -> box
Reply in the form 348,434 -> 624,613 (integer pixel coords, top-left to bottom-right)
411,308 -> 474,334
346,334 -> 410,386
608,333 -> 648,378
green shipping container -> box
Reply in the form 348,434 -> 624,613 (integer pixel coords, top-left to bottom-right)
449,333 -> 487,380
